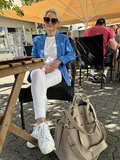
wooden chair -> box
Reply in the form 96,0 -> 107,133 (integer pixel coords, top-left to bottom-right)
19,60 -> 76,130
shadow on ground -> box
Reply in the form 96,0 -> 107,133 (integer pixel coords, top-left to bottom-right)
0,70 -> 120,160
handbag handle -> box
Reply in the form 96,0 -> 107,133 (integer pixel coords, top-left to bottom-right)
70,93 -> 98,121
71,93 -> 89,108
64,109 -> 97,135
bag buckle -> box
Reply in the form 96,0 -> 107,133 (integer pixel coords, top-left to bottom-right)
64,124 -> 71,136
64,124 -> 69,129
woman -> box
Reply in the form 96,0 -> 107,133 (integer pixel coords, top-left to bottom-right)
106,25 -> 119,69
110,25 -> 120,58
27,9 -> 75,155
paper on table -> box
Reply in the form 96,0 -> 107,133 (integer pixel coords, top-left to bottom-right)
0,53 -> 13,61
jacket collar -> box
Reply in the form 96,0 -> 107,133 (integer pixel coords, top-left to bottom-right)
43,32 -> 58,39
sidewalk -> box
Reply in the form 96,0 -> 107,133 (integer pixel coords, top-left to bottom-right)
0,70 -> 120,160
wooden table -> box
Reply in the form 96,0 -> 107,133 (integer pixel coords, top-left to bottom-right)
0,58 -> 46,154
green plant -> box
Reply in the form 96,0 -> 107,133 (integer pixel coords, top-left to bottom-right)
0,0 -> 43,17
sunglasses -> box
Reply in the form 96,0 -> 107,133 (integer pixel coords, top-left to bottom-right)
43,17 -> 58,25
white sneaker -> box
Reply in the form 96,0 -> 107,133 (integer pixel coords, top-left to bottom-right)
38,122 -> 55,154
27,125 -> 39,148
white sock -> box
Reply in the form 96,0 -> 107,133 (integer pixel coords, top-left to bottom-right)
103,70 -> 107,76
90,70 -> 94,76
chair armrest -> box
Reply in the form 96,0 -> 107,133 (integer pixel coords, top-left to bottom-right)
69,60 -> 76,86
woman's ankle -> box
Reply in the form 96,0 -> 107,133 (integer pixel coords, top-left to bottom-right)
37,117 -> 46,125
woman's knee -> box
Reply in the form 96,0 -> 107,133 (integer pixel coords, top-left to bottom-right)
31,69 -> 45,80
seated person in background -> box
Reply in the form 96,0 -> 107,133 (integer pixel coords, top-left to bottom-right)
82,18 -> 116,83
0,40 -> 5,49
110,25 -> 120,57
26,9 -> 75,155
106,25 -> 119,69
113,25 -> 120,58
67,31 -> 73,44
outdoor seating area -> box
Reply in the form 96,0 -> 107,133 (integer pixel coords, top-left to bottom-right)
0,0 -> 120,159
0,68 -> 120,159
0,29 -> 120,160
0,33 -> 120,159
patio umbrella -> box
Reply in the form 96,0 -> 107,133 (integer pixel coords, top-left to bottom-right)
1,0 -> 120,28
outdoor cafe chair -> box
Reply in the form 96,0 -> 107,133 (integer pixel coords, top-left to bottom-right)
74,34 -> 114,90
24,45 -> 33,56
19,60 -> 76,130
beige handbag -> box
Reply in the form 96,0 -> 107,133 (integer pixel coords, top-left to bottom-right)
54,94 -> 107,160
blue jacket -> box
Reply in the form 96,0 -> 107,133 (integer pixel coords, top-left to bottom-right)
27,32 -> 76,86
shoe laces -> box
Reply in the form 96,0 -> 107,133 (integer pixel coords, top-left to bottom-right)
39,123 -> 51,142
31,125 -> 39,137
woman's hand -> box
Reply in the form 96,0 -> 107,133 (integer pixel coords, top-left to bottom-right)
42,59 -> 62,74
50,59 -> 62,69
42,65 -> 55,73
42,65 -> 47,72
45,65 -> 55,73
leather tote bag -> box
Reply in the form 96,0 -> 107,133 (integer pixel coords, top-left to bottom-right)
54,94 -> 107,160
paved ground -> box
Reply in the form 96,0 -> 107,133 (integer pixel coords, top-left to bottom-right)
0,70 -> 120,160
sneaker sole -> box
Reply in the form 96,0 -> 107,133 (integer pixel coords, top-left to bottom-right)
39,140 -> 55,155
27,142 -> 36,148
88,77 -> 98,83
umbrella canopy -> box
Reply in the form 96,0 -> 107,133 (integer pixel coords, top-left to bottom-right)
89,18 -> 120,27
1,0 -> 120,27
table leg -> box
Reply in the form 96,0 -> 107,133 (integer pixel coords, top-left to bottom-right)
0,116 -> 39,148
113,49 -> 118,81
0,72 -> 25,153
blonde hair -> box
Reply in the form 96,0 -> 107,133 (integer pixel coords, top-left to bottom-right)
109,25 -> 118,34
44,9 -> 61,24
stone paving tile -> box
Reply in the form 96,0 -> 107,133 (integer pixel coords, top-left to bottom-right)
0,70 -> 120,160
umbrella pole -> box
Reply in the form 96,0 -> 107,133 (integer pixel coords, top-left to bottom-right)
85,21 -> 88,30
35,23 -> 39,34
22,25 -> 27,45
85,0 -> 88,30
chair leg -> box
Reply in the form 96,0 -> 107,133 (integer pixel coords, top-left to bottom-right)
118,61 -> 119,72
87,68 -> 88,79
79,68 -> 81,88
19,102 -> 25,130
100,71 -> 103,90
110,66 -> 113,83
118,61 -> 120,82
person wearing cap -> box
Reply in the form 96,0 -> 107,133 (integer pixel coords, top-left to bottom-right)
67,31 -> 73,44
82,18 -> 117,83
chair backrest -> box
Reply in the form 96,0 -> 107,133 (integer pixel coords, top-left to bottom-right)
32,34 -> 43,39
24,35 -> 43,56
75,34 -> 104,70
24,45 -> 33,56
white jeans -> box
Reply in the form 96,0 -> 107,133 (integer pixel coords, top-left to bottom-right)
30,68 -> 62,119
